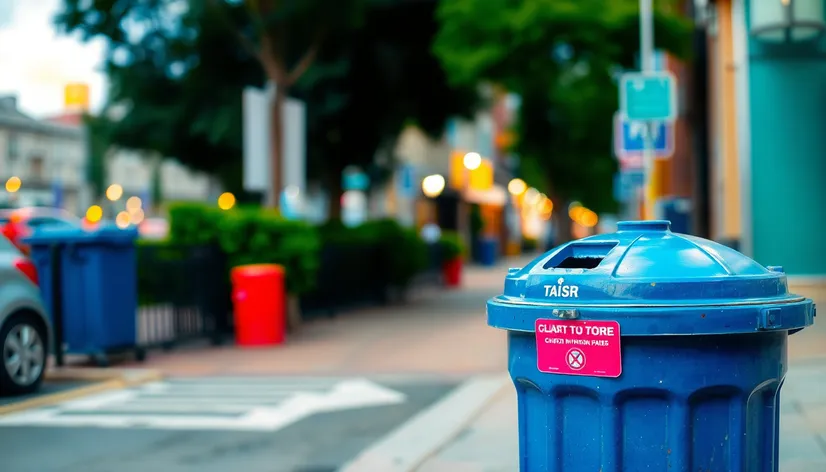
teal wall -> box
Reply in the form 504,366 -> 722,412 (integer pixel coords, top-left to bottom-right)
746,3 -> 826,275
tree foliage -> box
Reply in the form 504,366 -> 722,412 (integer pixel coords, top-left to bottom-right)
56,0 -> 475,211
433,0 -> 692,212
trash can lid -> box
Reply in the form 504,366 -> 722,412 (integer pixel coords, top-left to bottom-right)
24,223 -> 138,246
231,264 -> 284,282
487,220 -> 815,335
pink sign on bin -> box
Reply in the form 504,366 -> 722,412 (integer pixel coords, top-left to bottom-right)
535,319 -> 622,378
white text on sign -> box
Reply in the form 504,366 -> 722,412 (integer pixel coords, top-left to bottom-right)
537,324 -> 615,336
544,277 -> 579,298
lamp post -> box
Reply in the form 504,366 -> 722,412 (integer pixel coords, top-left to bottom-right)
751,0 -> 825,43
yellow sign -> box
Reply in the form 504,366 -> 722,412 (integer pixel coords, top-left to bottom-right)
64,83 -> 90,110
449,151 -> 466,189
469,160 -> 494,191
450,151 -> 495,191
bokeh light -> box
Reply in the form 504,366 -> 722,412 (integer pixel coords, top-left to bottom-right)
86,205 -> 103,223
115,211 -> 131,229
507,178 -> 527,196
524,188 -> 541,206
463,152 -> 482,171
422,174 -> 446,198
129,208 -> 145,224
218,192 -> 236,210
105,184 -> 123,201
5,176 -> 21,193
285,185 -> 300,199
126,196 -> 142,211
579,209 -> 599,228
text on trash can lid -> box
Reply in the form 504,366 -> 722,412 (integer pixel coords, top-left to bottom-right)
543,277 -> 579,298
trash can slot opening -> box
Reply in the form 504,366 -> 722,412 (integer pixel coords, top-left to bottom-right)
543,242 -> 619,270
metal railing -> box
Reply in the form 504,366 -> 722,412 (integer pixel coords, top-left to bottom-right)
137,244 -> 232,348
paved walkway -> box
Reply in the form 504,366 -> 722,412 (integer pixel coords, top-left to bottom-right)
415,360 -> 826,472
128,257 -> 535,377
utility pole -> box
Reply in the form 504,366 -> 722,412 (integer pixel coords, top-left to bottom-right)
639,0 -> 656,220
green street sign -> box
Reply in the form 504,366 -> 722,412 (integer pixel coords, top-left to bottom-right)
620,72 -> 677,122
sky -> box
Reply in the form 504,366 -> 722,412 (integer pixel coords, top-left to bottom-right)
0,0 -> 107,118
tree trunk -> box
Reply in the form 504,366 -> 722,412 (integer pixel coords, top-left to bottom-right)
552,197 -> 572,248
286,294 -> 302,333
269,86 -> 286,209
326,158 -> 345,221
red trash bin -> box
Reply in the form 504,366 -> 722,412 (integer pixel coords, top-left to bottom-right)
443,257 -> 462,288
230,264 -> 285,346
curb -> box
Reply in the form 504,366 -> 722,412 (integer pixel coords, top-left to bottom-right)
338,373 -> 510,472
45,367 -> 162,383
0,368 -> 163,416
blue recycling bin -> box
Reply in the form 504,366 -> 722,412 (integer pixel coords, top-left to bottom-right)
26,224 -> 140,364
487,220 -> 814,471
477,236 -> 498,267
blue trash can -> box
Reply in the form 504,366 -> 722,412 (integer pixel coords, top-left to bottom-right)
26,224 -> 140,365
487,220 -> 814,471
477,236 -> 498,267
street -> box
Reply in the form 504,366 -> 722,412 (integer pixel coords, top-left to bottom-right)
0,376 -> 459,472
0,262 -> 515,472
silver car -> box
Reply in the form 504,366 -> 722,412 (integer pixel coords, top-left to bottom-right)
0,234 -> 51,395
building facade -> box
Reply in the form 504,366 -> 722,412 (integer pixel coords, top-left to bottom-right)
707,0 -> 826,278
49,110 -> 216,211
0,96 -> 89,213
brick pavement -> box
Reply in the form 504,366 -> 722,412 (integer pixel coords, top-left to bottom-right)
129,257 -> 535,377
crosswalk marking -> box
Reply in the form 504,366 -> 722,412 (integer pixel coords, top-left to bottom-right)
0,377 -> 407,431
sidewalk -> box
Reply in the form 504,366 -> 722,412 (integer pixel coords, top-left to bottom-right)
127,256 -> 536,377
415,361 -> 826,472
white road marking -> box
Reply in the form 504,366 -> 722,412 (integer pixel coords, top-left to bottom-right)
0,377 -> 406,432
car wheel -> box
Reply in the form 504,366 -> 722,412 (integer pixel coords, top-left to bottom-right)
0,313 -> 47,396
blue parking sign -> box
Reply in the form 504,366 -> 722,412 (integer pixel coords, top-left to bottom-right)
614,113 -> 674,159
398,164 -> 416,198
613,170 -> 645,203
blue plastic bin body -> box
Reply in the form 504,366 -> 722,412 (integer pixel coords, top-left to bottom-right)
487,220 -> 815,472
477,237 -> 498,267
26,224 -> 139,355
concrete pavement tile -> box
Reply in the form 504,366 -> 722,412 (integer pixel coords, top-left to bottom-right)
782,376 -> 826,406
781,410 -> 810,433
415,386 -> 518,472
794,403 -> 826,436
780,400 -> 799,416
781,459 -> 826,472
779,433 -> 826,462
340,375 -> 509,472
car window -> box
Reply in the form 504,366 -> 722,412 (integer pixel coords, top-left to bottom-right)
27,217 -> 66,227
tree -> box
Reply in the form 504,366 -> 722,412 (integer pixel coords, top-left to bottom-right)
57,0 -> 366,207
293,0 -> 477,217
433,0 -> 691,216
56,0 -> 475,216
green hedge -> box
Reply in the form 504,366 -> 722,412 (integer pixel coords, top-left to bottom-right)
164,203 -> 428,297
438,231 -> 465,262
317,218 -> 428,288
167,202 -> 320,295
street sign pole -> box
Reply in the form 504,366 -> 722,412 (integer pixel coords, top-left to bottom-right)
640,0 -> 655,220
